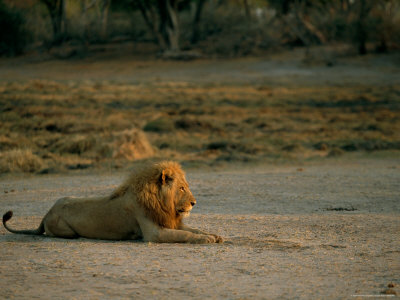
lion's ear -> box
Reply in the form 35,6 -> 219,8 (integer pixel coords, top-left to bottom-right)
159,169 -> 174,186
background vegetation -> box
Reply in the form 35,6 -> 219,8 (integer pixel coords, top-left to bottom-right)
1,0 -> 399,57
1,79 -> 399,173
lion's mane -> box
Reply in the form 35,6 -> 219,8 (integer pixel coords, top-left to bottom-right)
110,161 -> 184,229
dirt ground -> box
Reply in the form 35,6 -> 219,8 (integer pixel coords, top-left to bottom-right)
1,45 -> 399,87
0,46 -> 399,299
0,158 -> 399,299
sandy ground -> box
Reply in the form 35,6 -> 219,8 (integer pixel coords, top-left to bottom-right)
0,158 -> 399,299
1,47 -> 399,87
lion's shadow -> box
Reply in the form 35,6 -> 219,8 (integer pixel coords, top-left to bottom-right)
1,233 -> 307,250
0,233 -> 143,244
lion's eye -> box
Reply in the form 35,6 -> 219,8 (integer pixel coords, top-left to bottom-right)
180,187 -> 185,192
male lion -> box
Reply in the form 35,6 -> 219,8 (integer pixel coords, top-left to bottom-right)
2,161 -> 223,243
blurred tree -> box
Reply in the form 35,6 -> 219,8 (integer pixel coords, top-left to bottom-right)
354,0 -> 373,54
40,0 -> 66,44
80,0 -> 111,42
270,0 -> 327,46
135,0 -> 182,52
80,0 -> 96,43
191,0 -> 206,44
374,0 -> 398,53
99,0 -> 112,40
242,0 -> 251,21
2,0 -> 398,56
133,0 -> 211,52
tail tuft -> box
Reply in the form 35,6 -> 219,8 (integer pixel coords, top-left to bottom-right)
3,211 -> 13,223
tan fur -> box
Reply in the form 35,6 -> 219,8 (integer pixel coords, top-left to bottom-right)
3,161 -> 223,243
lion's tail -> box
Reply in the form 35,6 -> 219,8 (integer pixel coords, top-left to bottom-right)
2,211 -> 45,235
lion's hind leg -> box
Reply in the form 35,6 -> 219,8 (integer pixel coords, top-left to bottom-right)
44,214 -> 78,239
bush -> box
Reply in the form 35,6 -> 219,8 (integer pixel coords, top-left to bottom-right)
51,135 -> 97,155
0,0 -> 29,56
0,149 -> 45,173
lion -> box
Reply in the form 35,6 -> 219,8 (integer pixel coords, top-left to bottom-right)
2,161 -> 223,244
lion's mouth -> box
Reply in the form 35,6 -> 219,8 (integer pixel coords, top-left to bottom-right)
177,208 -> 192,217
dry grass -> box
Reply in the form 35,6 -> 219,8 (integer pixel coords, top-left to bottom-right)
0,79 -> 399,173
0,149 -> 45,173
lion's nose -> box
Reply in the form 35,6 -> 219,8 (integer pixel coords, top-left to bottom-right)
191,201 -> 196,206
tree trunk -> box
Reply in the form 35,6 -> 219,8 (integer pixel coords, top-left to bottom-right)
356,0 -> 372,55
165,0 -> 180,52
340,0 -> 350,12
60,0 -> 66,34
280,0 -> 291,15
99,0 -> 111,41
243,0 -> 251,22
191,0 -> 205,44
137,2 -> 168,50
81,0 -> 95,43
41,0 -> 66,44
298,15 -> 327,44
292,1 -> 326,45
137,0 -> 181,53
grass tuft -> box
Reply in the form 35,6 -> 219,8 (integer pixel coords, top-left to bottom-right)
0,149 -> 45,173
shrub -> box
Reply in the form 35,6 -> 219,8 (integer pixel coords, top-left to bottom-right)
0,149 -> 45,173
111,129 -> 155,160
51,135 -> 97,155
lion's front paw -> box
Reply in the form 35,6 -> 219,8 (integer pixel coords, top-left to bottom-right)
213,235 -> 224,243
195,234 -> 216,244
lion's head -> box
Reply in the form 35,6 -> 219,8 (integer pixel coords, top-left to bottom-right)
111,161 -> 196,229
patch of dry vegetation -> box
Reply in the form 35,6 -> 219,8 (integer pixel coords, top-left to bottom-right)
0,149 -> 45,173
0,80 -> 399,173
